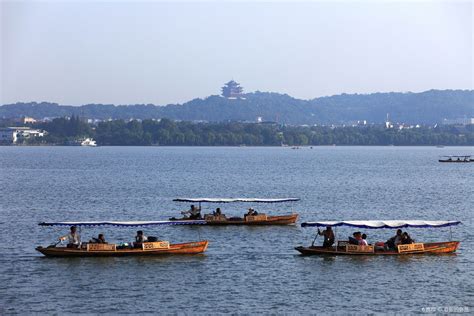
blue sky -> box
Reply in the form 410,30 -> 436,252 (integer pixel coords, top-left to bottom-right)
1,1 -> 472,105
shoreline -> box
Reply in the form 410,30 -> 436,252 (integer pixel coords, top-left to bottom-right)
1,144 -> 472,148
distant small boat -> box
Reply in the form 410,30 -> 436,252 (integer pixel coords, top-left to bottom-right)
67,138 -> 97,147
438,155 -> 473,163
81,138 -> 97,147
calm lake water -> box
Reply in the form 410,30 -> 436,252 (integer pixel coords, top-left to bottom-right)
0,146 -> 473,314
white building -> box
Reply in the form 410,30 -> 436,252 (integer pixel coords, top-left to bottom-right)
385,113 -> 393,129
442,118 -> 474,125
0,127 -> 46,144
22,116 -> 37,124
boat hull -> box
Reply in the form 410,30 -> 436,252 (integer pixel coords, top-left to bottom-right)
36,240 -> 209,257
173,214 -> 298,225
295,241 -> 460,256
439,160 -> 473,163
208,214 -> 298,225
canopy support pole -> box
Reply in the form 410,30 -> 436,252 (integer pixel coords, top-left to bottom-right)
311,230 -> 318,246
449,226 -> 453,241
335,227 -> 338,252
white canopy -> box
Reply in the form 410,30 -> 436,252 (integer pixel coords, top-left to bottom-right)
301,220 -> 461,229
173,198 -> 299,203
39,220 -> 207,227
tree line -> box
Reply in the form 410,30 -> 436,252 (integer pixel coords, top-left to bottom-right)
19,117 -> 474,146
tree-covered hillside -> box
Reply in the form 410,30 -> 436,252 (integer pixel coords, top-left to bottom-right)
1,90 -> 472,125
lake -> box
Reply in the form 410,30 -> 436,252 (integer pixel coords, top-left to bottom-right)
0,146 -> 473,314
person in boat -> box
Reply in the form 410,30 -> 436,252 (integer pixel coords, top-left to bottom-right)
90,234 -> 106,244
181,205 -> 202,220
245,208 -> 253,217
245,208 -> 259,217
213,208 -> 222,216
349,232 -> 362,245
63,226 -> 81,248
386,229 -> 403,250
359,233 -> 368,246
317,226 -> 335,248
135,230 -> 148,243
401,232 -> 414,244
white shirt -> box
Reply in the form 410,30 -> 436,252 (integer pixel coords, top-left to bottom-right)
68,232 -> 81,245
136,235 -> 148,242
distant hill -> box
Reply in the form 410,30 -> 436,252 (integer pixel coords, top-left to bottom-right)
1,89 -> 472,124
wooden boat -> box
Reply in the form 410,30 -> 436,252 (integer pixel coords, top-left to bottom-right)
296,220 -> 461,256
37,220 -> 208,257
439,155 -> 473,163
171,198 -> 299,226
36,240 -> 208,257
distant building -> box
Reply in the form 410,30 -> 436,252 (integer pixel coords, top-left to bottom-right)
221,80 -> 244,99
0,127 -> 46,144
347,120 -> 368,127
442,117 -> 474,125
385,113 -> 393,129
22,116 -> 37,124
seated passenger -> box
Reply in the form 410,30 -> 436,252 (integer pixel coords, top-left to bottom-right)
401,232 -> 414,244
245,208 -> 254,217
349,232 -> 361,245
385,229 -> 403,250
359,233 -> 368,246
135,230 -> 148,243
90,234 -> 107,244
318,226 -> 335,248
213,208 -> 222,216
63,226 -> 81,248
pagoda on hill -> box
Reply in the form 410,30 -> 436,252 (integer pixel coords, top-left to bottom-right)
221,80 -> 244,99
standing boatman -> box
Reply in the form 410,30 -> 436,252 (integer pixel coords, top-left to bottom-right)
317,226 -> 335,248
59,226 -> 81,248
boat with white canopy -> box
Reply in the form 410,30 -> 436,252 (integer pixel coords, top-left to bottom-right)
170,198 -> 299,225
295,220 -> 461,256
36,220 -> 208,257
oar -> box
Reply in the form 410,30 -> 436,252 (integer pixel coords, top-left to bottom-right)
311,230 -> 320,246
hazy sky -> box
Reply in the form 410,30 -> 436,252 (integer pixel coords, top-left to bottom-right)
1,0 -> 472,105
